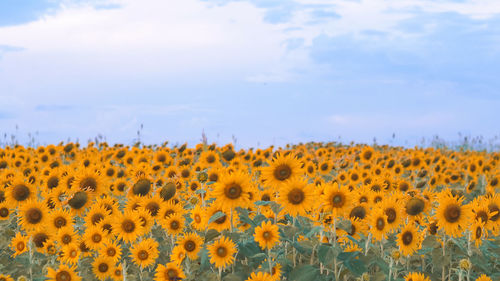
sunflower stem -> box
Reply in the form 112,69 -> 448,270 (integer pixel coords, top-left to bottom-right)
333,217 -> 338,280
442,234 -> 447,281
388,257 -> 393,281
365,232 -> 372,256
28,238 -> 33,281
230,208 -> 233,233
139,266 -> 144,281
218,266 -> 222,281
123,260 -> 127,281
268,248 -> 273,275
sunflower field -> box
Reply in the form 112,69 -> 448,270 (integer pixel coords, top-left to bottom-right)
0,142 -> 499,281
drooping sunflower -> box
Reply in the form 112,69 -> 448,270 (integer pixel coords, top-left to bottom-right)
404,272 -> 431,281
176,232 -> 203,260
277,178 -> 315,217
261,153 -> 304,188
321,182 -> 352,218
471,220 -> 486,247
46,263 -> 81,281
18,200 -> 47,231
253,220 -> 280,250
154,262 -> 186,281
92,256 -> 114,281
128,174 -> 153,197
130,237 -> 159,268
397,222 -> 423,256
207,236 -> 237,269
65,190 -> 93,215
435,190 -> 472,237
10,232 -> 29,257
111,210 -> 144,243
212,170 -> 253,210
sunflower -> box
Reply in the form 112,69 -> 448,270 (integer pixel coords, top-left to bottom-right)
92,256 -> 114,280
60,243 -> 81,265
475,274 -> 492,281
110,264 -> 123,281
206,203 -> 237,232
397,222 -> 422,256
130,238 -> 159,268
18,200 -> 47,231
154,262 -> 186,281
381,196 -> 404,232
346,217 -> 368,239
271,263 -> 282,281
212,170 -> 253,210
99,239 -> 122,263
208,236 -> 237,269
46,263 -> 81,281
83,225 -> 107,250
321,182 -> 352,218
65,190 -> 93,215
277,178 -> 315,217
0,275 -> 13,281
471,220 -> 486,247
435,190 -> 472,237
368,207 -> 389,241
128,174 -> 153,197
176,232 -> 203,260
57,227 -> 77,246
84,204 -> 111,227
141,195 -> 163,218
10,232 -> 29,257
261,153 -> 304,188
111,210 -> 144,243
161,213 -> 185,236
190,205 -> 207,231
404,272 -> 430,281
246,272 -> 273,281
6,177 -> 35,206
29,229 -> 52,252
71,167 -> 105,196
254,220 -> 279,250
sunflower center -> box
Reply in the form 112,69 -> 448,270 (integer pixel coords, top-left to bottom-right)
0,207 -> 9,218
92,233 -> 102,243
184,240 -> 196,252
16,242 -> 25,251
405,198 -> 425,216
287,188 -> 305,205
166,269 -> 178,279
261,194 -> 271,201
376,218 -> 385,230
33,233 -> 48,248
47,176 -> 59,189
444,204 -> 461,223
475,211 -> 488,223
91,213 -> 104,225
475,226 -> 482,238
80,177 -> 97,192
385,208 -> 396,224
349,206 -> 366,220
122,219 -> 136,233
332,194 -> 344,207
107,248 -> 116,256
274,165 -> 292,181
194,214 -> 201,223
170,220 -> 180,230
98,263 -> 109,273
225,183 -> 242,199
68,191 -> 88,210
488,204 -> 499,221
263,231 -> 272,240
13,184 -> 30,201
146,202 -> 160,217
55,271 -> 71,281
402,231 -> 413,245
217,247 -> 227,257
54,216 -> 67,228
62,234 -> 72,244
69,249 -> 78,258
207,155 -> 216,163
138,250 -> 149,260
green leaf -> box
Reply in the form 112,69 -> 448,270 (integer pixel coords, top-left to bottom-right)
237,241 -> 262,258
288,264 -> 320,281
343,258 -> 367,276
235,207 -> 256,227
223,274 -> 243,281
204,229 -> 220,243
208,211 -> 226,224
292,241 -> 313,255
305,226 -> 322,238
195,189 -> 206,194
317,243 -> 335,265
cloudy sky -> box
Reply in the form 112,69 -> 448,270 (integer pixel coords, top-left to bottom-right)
1,0 -> 499,148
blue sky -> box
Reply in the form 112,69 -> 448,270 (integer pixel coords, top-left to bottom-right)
0,0 -> 499,148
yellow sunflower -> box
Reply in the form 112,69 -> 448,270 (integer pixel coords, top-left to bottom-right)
212,170 -> 253,210
261,153 -> 304,188
130,238 -> 159,268
176,232 -> 203,260
190,205 -> 207,231
47,208 -> 73,233
154,262 -> 186,281
207,236 -> 237,269
253,220 -> 280,250
92,256 -> 114,281
277,178 -> 315,217
246,272 -> 273,281
171,245 -> 186,265
99,239 -> 122,263
111,210 -> 144,243
404,272 -> 430,281
10,232 -> 29,257
18,200 -> 47,231
60,243 -> 80,265
397,222 -> 423,256
475,274 -> 492,281
321,182 -> 352,218
368,207 -> 389,241
46,263 -> 81,281
161,213 -> 185,236
435,190 -> 472,237
83,225 -> 107,250
6,177 -> 35,206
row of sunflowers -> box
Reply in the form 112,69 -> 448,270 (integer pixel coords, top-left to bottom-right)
0,141 -> 499,280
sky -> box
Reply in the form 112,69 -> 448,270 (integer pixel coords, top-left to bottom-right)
0,0 -> 499,148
